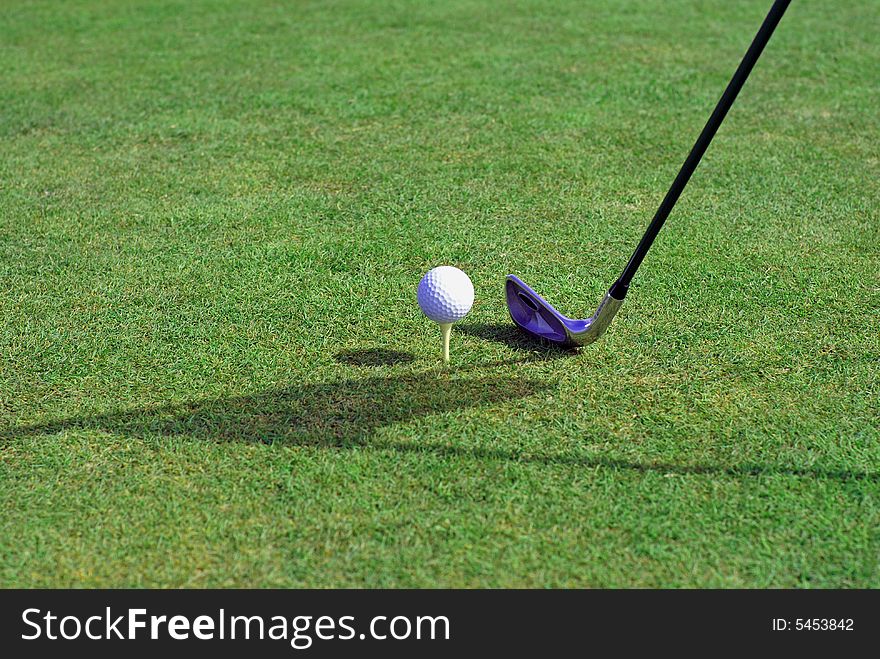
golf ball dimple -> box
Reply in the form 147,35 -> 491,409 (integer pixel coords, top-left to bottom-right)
417,266 -> 474,324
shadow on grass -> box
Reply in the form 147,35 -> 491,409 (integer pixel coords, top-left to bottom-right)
370,441 -> 880,484
457,323 -> 578,358
3,372 -> 549,446
334,349 -> 415,367
3,372 -> 875,483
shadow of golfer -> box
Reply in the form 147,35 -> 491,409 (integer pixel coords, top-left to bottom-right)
3,373 -> 874,484
2,372 -> 549,446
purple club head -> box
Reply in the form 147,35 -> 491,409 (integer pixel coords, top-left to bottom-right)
505,275 -> 624,347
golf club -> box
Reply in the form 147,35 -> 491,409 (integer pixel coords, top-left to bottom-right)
506,0 -> 791,346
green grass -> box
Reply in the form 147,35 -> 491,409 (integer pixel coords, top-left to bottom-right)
1,0 -> 878,588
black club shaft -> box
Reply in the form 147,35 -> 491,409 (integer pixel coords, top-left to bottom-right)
610,0 -> 791,300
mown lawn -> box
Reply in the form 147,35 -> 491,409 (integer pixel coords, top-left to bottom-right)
1,0 -> 877,587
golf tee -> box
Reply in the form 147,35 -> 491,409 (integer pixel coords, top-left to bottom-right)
439,323 -> 452,363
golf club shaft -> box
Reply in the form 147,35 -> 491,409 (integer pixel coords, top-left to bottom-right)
610,0 -> 791,299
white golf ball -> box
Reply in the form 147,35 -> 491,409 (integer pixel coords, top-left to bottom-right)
417,266 -> 474,324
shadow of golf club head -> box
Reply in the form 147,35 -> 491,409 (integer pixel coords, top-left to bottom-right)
456,323 -> 578,358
